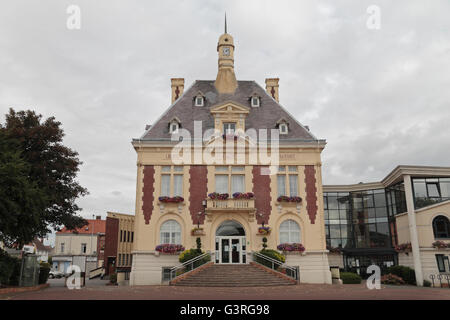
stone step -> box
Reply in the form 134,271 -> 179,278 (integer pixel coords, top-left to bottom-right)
172,263 -> 295,287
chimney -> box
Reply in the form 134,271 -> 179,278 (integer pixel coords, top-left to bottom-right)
265,78 -> 280,102
171,78 -> 184,104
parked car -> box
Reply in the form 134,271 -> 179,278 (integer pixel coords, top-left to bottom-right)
48,270 -> 64,279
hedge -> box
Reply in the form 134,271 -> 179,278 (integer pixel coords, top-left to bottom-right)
179,249 -> 211,271
386,265 -> 416,285
0,250 -> 21,286
340,272 -> 362,284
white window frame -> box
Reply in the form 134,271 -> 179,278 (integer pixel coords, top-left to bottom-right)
214,166 -> 245,194
223,122 -> 236,135
251,96 -> 260,107
277,166 -> 299,197
160,166 -> 183,197
195,96 -> 204,107
279,219 -> 301,244
279,123 -> 288,135
81,243 -> 87,254
160,220 -> 182,244
169,121 -> 179,134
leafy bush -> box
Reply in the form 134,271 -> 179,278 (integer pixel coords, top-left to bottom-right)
38,262 -> 51,284
386,265 -> 416,285
340,272 -> 362,284
109,273 -> 117,284
381,273 -> 405,285
178,249 -> 210,271
423,280 -> 431,287
257,249 -> 285,270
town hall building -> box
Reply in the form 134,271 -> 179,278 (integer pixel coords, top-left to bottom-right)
129,29 -> 332,285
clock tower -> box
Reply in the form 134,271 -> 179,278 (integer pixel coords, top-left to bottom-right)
214,18 -> 237,94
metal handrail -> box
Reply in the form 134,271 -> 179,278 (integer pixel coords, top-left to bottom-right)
169,252 -> 211,281
252,251 -> 298,281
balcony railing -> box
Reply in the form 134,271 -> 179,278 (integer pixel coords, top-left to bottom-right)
206,199 -> 255,211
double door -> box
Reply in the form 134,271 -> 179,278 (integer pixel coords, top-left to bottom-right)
215,236 -> 246,264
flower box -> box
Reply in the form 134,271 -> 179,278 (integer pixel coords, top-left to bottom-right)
277,243 -> 305,253
277,196 -> 302,203
327,246 -> 342,254
155,244 -> 185,254
208,192 -> 229,200
394,242 -> 412,253
232,192 -> 254,199
158,196 -> 184,203
432,240 -> 450,249
257,226 -> 271,235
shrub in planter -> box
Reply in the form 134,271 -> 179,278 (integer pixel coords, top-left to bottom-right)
257,249 -> 286,270
340,272 -> 362,284
109,273 -> 117,284
423,280 -> 432,287
179,248 -> 210,271
38,262 -> 51,284
381,273 -> 405,285
386,265 -> 416,285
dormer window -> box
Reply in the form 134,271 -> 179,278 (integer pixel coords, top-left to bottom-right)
251,96 -> 260,107
279,123 -> 288,134
169,118 -> 181,134
195,96 -> 204,107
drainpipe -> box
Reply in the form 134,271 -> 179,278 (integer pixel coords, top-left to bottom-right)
403,174 -> 424,286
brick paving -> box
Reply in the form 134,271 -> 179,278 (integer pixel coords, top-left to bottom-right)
2,281 -> 450,300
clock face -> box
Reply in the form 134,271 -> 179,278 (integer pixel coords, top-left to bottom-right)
222,47 -> 230,56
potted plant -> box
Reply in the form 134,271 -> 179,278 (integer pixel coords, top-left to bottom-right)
208,192 -> 229,200
432,240 -> 450,249
258,226 -> 271,235
158,196 -> 184,203
191,227 -> 205,236
277,196 -> 302,203
232,192 -> 254,199
155,244 -> 185,254
394,242 -> 412,254
277,243 -> 306,254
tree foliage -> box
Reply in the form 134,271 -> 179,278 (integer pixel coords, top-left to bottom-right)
0,109 -> 88,247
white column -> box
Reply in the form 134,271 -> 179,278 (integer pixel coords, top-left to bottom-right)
403,174 -> 424,286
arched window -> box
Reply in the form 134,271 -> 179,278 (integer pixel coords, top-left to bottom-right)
279,220 -> 301,243
216,220 -> 245,236
160,220 -> 181,244
433,215 -> 450,239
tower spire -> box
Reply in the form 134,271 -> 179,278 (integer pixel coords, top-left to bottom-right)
224,12 -> 227,34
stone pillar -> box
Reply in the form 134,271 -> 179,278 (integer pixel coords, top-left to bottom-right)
403,174 -> 424,286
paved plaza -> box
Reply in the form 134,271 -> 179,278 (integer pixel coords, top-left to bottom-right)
2,278 -> 450,300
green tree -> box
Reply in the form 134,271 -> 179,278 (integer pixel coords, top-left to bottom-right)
0,109 -> 88,247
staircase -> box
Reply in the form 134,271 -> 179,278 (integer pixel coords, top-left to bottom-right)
171,263 -> 296,287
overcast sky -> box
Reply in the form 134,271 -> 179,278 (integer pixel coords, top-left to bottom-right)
1,1 -> 449,244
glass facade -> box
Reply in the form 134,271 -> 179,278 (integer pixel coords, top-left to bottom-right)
324,188 -> 399,275
412,177 -> 450,209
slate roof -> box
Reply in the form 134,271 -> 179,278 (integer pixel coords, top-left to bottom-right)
138,80 -> 319,142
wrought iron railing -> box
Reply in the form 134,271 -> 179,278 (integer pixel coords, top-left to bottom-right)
168,252 -> 211,282
429,274 -> 450,288
251,251 -> 299,282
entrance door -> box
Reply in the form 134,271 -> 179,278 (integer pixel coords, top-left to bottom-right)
216,236 -> 246,264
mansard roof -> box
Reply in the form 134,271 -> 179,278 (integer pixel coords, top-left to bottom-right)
138,80 -> 319,142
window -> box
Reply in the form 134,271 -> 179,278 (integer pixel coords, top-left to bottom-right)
195,96 -> 204,106
160,220 -> 181,244
60,243 -> 65,253
131,232 -> 134,243
120,230 -> 123,242
279,220 -> 301,243
277,166 -> 298,197
413,177 -> 450,209
214,166 -> 245,194
433,215 -> 450,239
279,123 -> 288,134
81,243 -> 87,254
118,254 -> 122,266
160,166 -> 183,197
127,231 -> 130,242
169,121 -> 179,134
436,254 -> 449,273
251,96 -> 260,107
223,122 -> 236,135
